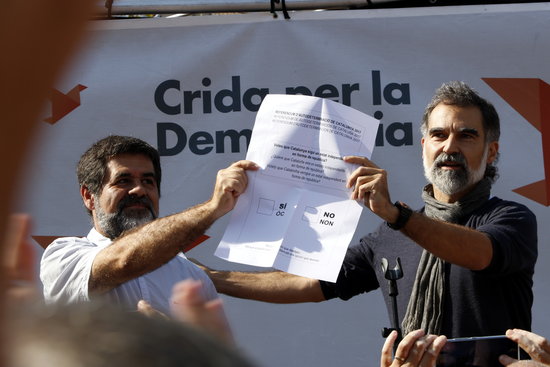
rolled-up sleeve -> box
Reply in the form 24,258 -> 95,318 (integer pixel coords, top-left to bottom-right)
476,201 -> 537,275
40,237 -> 103,304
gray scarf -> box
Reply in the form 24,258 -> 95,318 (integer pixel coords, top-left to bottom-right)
401,178 -> 492,335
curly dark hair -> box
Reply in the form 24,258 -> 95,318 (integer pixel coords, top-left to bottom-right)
77,135 -> 162,199
420,81 -> 500,182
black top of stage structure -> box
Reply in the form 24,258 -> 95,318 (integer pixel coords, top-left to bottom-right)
96,0 -> 550,17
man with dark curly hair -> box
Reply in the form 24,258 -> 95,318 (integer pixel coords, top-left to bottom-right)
40,135 -> 257,315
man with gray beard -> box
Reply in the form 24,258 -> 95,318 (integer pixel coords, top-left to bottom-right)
198,82 -> 538,351
40,135 -> 258,315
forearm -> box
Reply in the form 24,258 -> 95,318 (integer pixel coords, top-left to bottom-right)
401,212 -> 493,270
206,269 -> 326,304
90,201 -> 219,294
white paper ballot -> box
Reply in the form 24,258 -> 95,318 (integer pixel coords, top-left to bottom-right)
215,94 -> 379,282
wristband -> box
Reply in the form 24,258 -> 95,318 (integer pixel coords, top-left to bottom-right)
386,201 -> 412,230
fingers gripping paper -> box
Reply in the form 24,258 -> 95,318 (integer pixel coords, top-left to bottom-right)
215,94 -> 379,282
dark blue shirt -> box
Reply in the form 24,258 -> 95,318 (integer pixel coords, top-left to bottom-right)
319,197 -> 538,337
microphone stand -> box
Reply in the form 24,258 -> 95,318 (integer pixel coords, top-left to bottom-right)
381,257 -> 403,354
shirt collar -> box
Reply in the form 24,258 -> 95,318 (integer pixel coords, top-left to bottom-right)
87,227 -> 113,248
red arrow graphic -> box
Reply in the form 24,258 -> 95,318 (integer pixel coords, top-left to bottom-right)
44,84 -> 87,124
483,78 -> 550,206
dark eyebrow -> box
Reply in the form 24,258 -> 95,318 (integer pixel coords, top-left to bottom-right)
142,172 -> 157,180
428,127 -> 445,134
113,172 -> 131,180
428,127 -> 479,136
113,172 -> 156,180
458,127 -> 479,136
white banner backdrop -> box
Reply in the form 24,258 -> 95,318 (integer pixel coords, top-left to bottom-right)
18,4 -> 550,367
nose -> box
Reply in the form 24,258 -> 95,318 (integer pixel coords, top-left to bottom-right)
128,179 -> 146,197
442,134 -> 460,154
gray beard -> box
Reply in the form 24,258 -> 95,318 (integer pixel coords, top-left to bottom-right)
423,149 -> 487,196
95,197 -> 157,239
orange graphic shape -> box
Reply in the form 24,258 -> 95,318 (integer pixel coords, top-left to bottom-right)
183,234 -> 210,253
513,180 -> 548,206
44,84 -> 87,124
32,234 -> 210,252
483,78 -> 550,206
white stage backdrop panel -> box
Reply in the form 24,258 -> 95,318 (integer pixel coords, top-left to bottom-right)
18,4 -> 550,367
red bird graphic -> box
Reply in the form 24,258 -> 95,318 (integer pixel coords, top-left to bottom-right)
44,84 -> 87,124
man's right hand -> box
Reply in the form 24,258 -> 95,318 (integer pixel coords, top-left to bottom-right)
343,156 -> 399,224
208,160 -> 259,219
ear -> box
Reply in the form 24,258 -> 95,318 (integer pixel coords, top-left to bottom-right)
80,185 -> 95,211
486,141 -> 499,164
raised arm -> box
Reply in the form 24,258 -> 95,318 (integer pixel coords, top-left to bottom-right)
344,155 -> 493,270
399,211 -> 493,270
89,160 -> 258,295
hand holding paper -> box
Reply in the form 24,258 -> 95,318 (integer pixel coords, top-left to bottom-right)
209,160 -> 259,220
344,155 -> 397,223
215,94 -> 379,282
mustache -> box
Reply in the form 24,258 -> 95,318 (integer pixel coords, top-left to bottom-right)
117,195 -> 155,215
433,152 -> 467,168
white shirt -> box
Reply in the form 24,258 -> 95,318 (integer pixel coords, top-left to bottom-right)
40,228 -> 218,315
